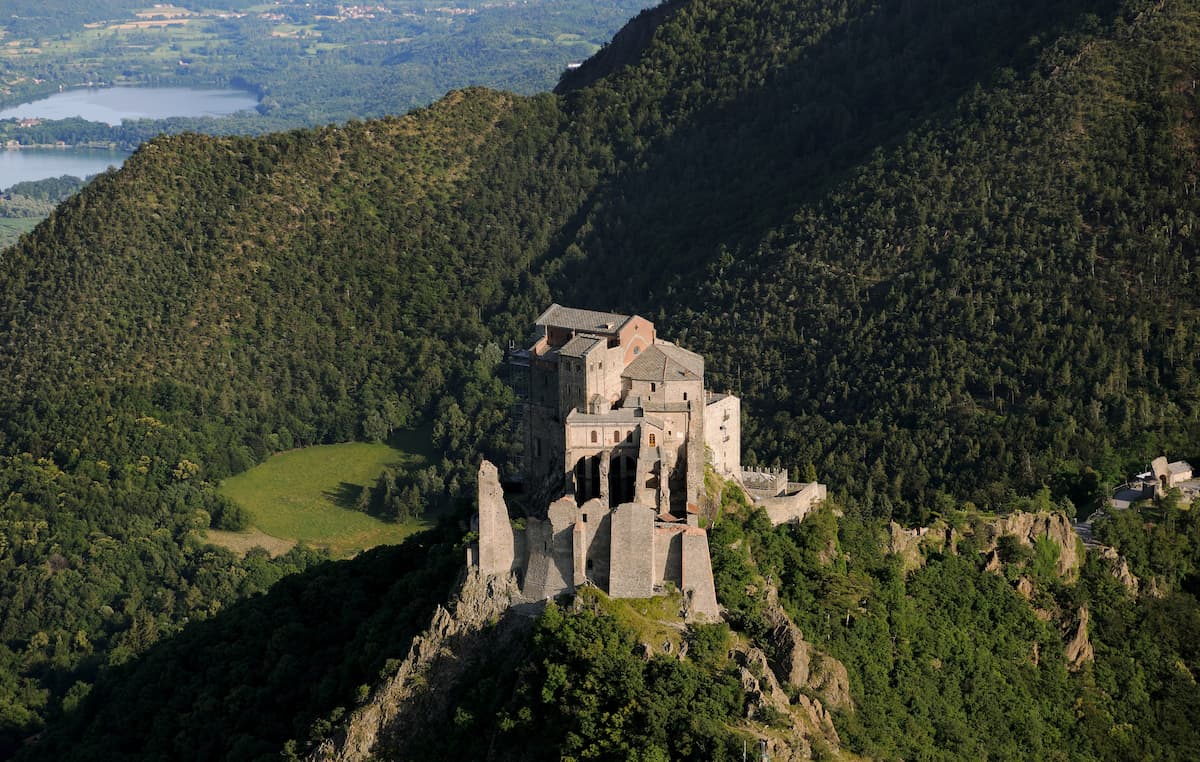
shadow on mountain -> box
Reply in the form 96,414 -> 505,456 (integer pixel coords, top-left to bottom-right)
18,525 -> 463,762
549,0 -> 1122,308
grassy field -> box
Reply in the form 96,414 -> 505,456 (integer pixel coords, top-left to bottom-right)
215,433 -> 434,558
0,217 -> 41,249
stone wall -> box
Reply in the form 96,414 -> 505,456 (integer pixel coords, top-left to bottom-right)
742,466 -> 789,498
704,394 -> 741,477
476,461 -> 516,576
654,525 -> 684,588
522,497 -> 577,599
581,498 -> 612,588
680,527 -> 720,620
761,482 -> 828,526
608,502 -> 656,597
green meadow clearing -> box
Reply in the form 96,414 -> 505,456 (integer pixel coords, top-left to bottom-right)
215,433 -> 433,558
0,218 -> 40,249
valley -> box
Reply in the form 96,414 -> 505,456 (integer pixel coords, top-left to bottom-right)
1,0 -> 1199,758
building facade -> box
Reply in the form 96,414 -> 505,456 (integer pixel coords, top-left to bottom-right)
474,305 -> 743,619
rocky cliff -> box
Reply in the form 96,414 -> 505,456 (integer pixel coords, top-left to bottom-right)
309,571 -> 527,762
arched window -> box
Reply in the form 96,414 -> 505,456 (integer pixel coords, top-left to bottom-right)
590,430 -> 598,443
613,430 -> 620,443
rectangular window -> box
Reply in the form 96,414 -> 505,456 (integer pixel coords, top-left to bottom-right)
582,513 -> 589,523
591,430 -> 598,443
534,438 -> 542,458
614,431 -> 621,443
651,382 -> 657,392
649,433 -> 656,447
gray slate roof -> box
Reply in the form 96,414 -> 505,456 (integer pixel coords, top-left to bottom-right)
622,345 -> 701,382
560,335 -> 601,357
655,340 -> 704,377
536,303 -> 631,333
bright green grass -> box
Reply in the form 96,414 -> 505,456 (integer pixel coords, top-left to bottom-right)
218,435 -> 433,557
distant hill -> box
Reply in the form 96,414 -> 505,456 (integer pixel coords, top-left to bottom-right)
2,0 -> 1200,757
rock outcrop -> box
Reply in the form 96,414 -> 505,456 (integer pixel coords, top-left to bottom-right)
736,645 -> 840,759
1097,545 -> 1140,596
808,653 -> 853,712
308,570 -> 525,762
1064,605 -> 1094,670
763,585 -> 854,713
887,521 -> 955,572
987,511 -> 1081,578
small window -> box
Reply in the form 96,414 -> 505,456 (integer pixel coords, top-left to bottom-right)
614,431 -> 621,443
651,382 -> 657,392
683,392 -> 688,401
582,513 -> 589,523
633,346 -> 640,355
649,433 -> 656,447
534,438 -> 542,458
591,430 -> 598,443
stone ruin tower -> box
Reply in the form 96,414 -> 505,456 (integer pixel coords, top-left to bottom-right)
469,305 -> 745,620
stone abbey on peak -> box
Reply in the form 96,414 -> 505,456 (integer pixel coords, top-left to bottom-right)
470,304 -> 826,620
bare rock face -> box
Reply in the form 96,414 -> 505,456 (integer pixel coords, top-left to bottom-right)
888,522 -> 926,571
984,549 -> 1003,574
1016,576 -> 1035,599
1097,545 -> 1140,596
308,570 -> 522,762
1064,605 -> 1094,671
989,511 -> 1081,578
762,585 -> 853,713
808,654 -> 853,712
764,589 -> 812,688
736,645 -> 840,758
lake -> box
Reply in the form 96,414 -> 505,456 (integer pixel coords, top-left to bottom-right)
0,148 -> 129,191
0,86 -> 259,126
0,85 -> 258,189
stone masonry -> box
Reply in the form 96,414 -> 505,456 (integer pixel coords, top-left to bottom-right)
470,304 -> 822,620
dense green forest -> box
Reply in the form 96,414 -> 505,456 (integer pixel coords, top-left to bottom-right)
1,0 -> 1199,756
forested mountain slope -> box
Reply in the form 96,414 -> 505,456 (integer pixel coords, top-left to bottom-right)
1,0 -> 1199,756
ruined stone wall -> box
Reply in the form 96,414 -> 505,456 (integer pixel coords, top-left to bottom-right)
608,502 -> 656,597
476,461 -> 516,576
522,497 -> 578,599
681,527 -> 720,620
654,525 -> 684,588
580,498 -> 612,589
761,482 -> 827,526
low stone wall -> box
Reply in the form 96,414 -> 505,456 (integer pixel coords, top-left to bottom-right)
761,482 -> 827,526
